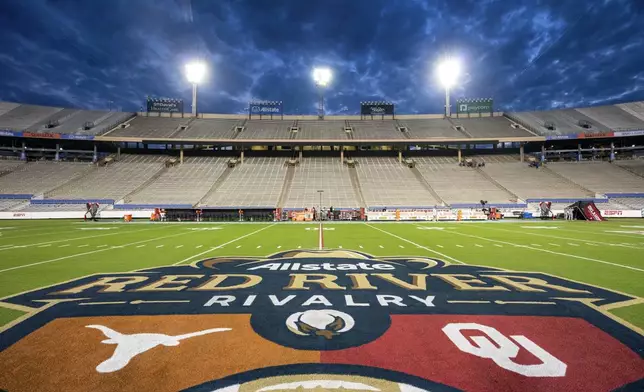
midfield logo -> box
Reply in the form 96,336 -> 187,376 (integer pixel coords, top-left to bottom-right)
1,250 -> 643,392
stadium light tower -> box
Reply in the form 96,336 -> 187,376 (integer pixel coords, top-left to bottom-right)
436,58 -> 461,117
313,67 -> 332,119
185,61 -> 207,117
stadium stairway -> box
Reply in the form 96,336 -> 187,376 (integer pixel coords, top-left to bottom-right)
409,165 -> 445,206
473,166 -> 520,202
167,118 -> 196,138
613,163 -> 644,180
41,165 -> 98,198
348,165 -> 367,208
277,164 -> 295,208
540,165 -> 595,197
195,164 -> 235,207
122,164 -> 171,203
446,118 -> 473,138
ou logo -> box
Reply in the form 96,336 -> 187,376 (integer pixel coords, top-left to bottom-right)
442,323 -> 567,377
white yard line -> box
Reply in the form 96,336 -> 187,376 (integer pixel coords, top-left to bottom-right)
548,243 -> 560,247
172,224 -> 276,266
446,230 -> 644,273
0,227 -> 160,252
366,224 -> 466,265
196,245 -> 203,249
156,245 -> 164,248
483,226 -> 644,249
475,244 -> 483,248
0,231 -> 196,274
136,245 -> 146,248
176,245 -> 184,249
456,244 -> 464,248
236,245 -> 242,249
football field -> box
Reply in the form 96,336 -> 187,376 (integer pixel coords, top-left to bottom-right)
1,218 -> 643,328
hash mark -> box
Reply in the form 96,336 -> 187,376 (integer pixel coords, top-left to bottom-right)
379,245 -> 384,248
494,244 -> 503,248
456,244 -> 464,248
475,244 -> 483,248
236,245 -> 242,249
436,245 -> 444,248
196,245 -> 203,249
97,245 -> 108,248
548,243 -> 560,247
136,245 -> 146,248
156,245 -> 164,248
176,245 -> 184,249
568,243 -> 579,246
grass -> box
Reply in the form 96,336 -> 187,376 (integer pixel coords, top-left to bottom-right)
0,218 -> 643,328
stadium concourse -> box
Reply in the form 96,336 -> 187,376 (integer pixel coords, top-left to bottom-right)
1,100 -> 644,392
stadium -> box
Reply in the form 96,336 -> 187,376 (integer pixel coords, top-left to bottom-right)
1,5 -> 644,392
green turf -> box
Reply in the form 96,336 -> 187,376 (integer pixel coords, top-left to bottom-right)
1,219 -> 643,328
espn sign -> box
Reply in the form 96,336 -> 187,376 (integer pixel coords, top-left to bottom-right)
600,209 -> 642,218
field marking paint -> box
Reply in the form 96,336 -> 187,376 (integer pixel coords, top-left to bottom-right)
494,244 -> 503,248
366,224 -> 467,265
359,245 -> 363,249
339,245 -> 343,249
277,245 -> 281,249
172,224 -> 276,266
399,245 -> 405,248
58,244 -> 70,248
176,245 -> 184,249
196,245 -> 203,249
456,245 -> 464,248
38,244 -> 51,248
568,243 -> 579,247
156,245 -> 164,248
256,245 -> 262,249
236,245 -> 242,249
585,243 -> 597,246
475,244 -> 483,248
480,226 -> 644,250
318,222 -> 324,250
548,243 -> 560,247
78,244 -> 89,248
530,244 -> 542,247
0,227 -> 160,252
446,230 -> 644,273
379,245 -> 384,249
136,245 -> 146,248
97,245 -> 108,248
0,231 -> 197,274
436,245 -> 444,248
297,245 -> 302,249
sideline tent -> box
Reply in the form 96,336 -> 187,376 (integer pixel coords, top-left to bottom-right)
568,201 -> 606,221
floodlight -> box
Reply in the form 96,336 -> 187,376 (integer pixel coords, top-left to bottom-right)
436,58 -> 461,88
185,61 -> 206,84
313,67 -> 332,87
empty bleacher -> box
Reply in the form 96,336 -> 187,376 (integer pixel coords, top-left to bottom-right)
0,161 -> 91,195
284,158 -> 358,208
201,157 -> 286,207
127,157 -> 228,205
0,199 -> 27,211
481,163 -> 592,199
609,197 -> 644,209
0,103 -> 64,130
17,204 -> 89,212
297,121 -> 347,139
172,119 -> 242,139
546,162 -> 644,193
0,160 -> 25,175
507,110 -> 609,135
399,118 -> 459,138
107,117 -> 189,138
452,116 -> 532,138
415,158 -> 514,204
46,155 -> 164,200
614,160 -> 644,177
576,105 -> 644,130
240,120 -> 293,139
348,120 -> 399,139
357,157 -> 437,207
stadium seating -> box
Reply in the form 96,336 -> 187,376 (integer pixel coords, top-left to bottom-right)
127,157 -> 228,205
45,155 -> 165,201
283,158 -> 358,208
240,120 -> 293,139
0,103 -> 64,130
0,161 -> 92,195
398,118 -> 459,138
348,120 -> 400,139
0,199 -> 27,211
0,159 -> 25,175
356,157 -> 438,207
546,162 -> 644,193
107,116 -> 190,138
576,105 -> 644,130
172,119 -> 242,139
480,162 -> 592,199
17,204 -> 89,212
297,121 -> 347,139
200,157 -> 286,207
452,116 -> 533,138
415,159 -> 515,204
614,159 -> 644,177
610,197 -> 644,209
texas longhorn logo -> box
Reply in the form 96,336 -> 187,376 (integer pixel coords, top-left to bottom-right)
1,250 -> 643,392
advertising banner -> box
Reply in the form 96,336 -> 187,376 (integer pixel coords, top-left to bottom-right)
545,134 -> 576,140
577,131 -> 614,139
456,98 -> 493,114
61,134 -> 95,140
23,132 -> 61,139
249,101 -> 283,116
0,130 -> 23,137
146,97 -> 184,113
360,101 -> 395,116
614,130 -> 644,137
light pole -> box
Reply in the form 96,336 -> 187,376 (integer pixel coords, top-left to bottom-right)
185,61 -> 207,117
436,58 -> 461,117
313,67 -> 332,120
317,189 -> 324,221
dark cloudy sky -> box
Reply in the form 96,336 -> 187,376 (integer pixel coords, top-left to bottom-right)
0,0 -> 642,115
